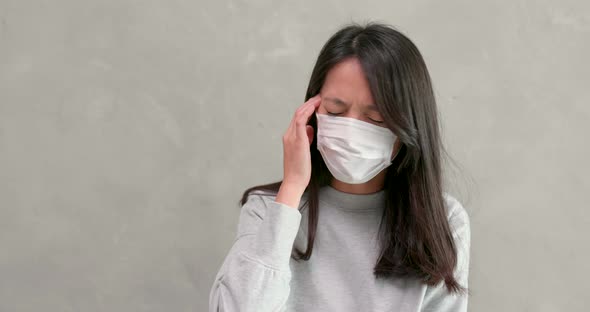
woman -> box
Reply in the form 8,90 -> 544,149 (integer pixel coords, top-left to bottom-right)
209,22 -> 471,312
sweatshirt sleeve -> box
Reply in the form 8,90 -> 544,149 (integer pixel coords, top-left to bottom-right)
421,195 -> 471,312
209,192 -> 302,312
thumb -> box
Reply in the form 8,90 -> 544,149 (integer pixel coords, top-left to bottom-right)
306,125 -> 314,145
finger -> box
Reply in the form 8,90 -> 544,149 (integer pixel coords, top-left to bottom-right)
295,94 -> 321,115
285,113 -> 296,141
295,95 -> 321,121
295,100 -> 319,139
306,94 -> 322,109
288,94 -> 321,141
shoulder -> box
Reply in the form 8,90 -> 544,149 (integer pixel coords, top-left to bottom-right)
243,189 -> 278,203
243,189 -> 310,211
441,193 -> 471,279
237,189 -> 304,237
234,190 -> 278,236
241,189 -> 279,214
441,193 -> 471,285
442,192 -> 471,236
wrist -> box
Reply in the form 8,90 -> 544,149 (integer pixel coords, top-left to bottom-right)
276,182 -> 305,209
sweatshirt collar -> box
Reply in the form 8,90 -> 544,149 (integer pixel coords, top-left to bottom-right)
318,185 -> 386,212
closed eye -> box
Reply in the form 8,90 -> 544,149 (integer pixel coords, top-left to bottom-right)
328,112 -> 384,124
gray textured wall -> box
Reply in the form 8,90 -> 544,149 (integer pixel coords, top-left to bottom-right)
1,0 -> 589,311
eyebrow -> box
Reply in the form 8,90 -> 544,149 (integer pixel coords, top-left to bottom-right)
323,97 -> 379,112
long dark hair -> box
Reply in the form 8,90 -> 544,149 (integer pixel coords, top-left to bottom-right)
240,21 -> 467,295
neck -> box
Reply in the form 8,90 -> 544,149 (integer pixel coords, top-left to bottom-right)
330,169 -> 387,194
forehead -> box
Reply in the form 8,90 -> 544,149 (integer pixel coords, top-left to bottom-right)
320,57 -> 375,107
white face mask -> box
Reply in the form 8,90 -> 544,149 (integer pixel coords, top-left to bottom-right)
315,112 -> 398,184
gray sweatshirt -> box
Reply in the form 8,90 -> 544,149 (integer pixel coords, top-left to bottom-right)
209,185 -> 471,312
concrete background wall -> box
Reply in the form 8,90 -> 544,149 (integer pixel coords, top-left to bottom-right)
1,0 -> 588,311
